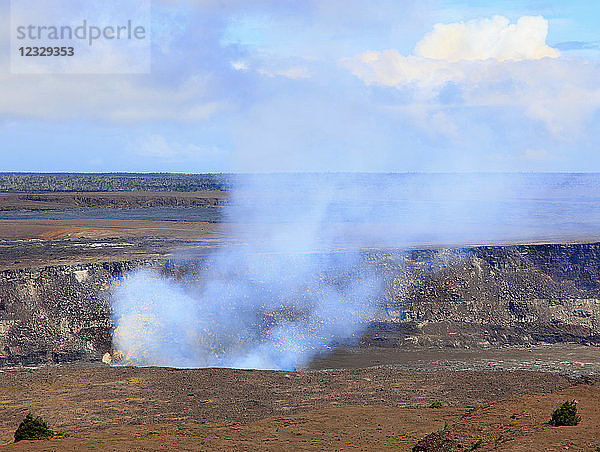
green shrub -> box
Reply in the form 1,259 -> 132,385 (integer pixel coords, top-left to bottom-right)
429,402 -> 444,408
14,414 -> 54,442
54,430 -> 72,439
549,400 -> 581,426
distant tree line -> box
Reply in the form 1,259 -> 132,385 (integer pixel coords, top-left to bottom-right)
0,173 -> 233,192
0,172 -> 407,192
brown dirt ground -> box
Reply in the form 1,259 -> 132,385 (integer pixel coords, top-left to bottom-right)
0,219 -> 222,241
0,220 -> 229,270
415,383 -> 600,451
0,365 -> 595,451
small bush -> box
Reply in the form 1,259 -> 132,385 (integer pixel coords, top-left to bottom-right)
14,414 -> 54,442
510,410 -> 528,420
549,400 -> 581,426
54,430 -> 72,439
429,402 -> 444,408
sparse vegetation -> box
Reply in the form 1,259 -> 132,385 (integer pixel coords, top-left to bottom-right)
549,400 -> 581,426
510,410 -> 528,420
54,430 -> 73,439
429,402 -> 444,408
14,414 -> 54,442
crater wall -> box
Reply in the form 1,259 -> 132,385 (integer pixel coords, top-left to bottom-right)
1,243 -> 600,366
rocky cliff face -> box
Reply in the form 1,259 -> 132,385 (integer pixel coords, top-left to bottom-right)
1,242 -> 600,366
368,243 -> 600,347
0,261 -> 149,366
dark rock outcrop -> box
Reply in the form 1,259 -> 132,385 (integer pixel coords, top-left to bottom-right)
369,243 -> 600,348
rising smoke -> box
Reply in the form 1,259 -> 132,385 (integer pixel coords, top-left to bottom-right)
111,175 -> 385,370
110,172 -> 583,370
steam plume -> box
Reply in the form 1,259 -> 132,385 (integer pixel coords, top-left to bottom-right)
111,175 -> 384,370
110,173 -> 588,369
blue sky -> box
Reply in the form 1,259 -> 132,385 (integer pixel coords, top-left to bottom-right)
1,0 -> 600,172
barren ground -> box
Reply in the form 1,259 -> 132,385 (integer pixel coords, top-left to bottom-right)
0,220 -> 227,271
1,191 -> 599,450
0,364 -> 597,451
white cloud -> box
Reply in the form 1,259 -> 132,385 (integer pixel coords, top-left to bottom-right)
0,5 -> 229,123
415,16 -> 559,62
0,72 -> 229,122
231,57 -> 310,79
230,60 -> 249,71
343,50 -> 465,88
342,16 -> 559,88
136,134 -> 229,162
523,149 -> 549,161
341,16 -> 600,136
488,148 -> 555,169
465,58 -> 600,136
137,135 -> 175,158
257,66 -> 310,79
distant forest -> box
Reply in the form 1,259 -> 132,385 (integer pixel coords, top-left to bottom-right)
0,173 -> 232,192
0,172 -> 405,192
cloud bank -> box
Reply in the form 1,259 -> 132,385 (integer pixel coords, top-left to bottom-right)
342,15 -> 600,138
415,16 -> 559,62
2,2 -> 600,172
342,15 -> 559,88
